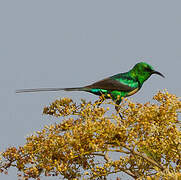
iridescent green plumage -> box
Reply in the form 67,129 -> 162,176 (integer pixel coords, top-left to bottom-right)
80,62 -> 164,105
16,62 -> 164,110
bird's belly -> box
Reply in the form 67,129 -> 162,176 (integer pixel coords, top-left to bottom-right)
88,88 -> 139,101
127,88 -> 139,96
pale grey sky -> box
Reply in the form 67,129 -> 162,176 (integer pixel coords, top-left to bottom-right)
0,0 -> 181,179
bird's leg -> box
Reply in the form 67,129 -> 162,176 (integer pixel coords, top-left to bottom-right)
115,101 -> 123,119
115,106 -> 123,118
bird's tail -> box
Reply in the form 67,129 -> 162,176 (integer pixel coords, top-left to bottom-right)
16,87 -> 87,93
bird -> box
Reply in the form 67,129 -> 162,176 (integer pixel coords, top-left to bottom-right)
16,62 -> 164,115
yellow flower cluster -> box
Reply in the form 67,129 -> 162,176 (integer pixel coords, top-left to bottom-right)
0,91 -> 180,179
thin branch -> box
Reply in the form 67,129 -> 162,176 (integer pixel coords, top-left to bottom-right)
91,152 -> 111,163
104,151 -> 111,163
123,145 -> 165,171
106,168 -> 138,179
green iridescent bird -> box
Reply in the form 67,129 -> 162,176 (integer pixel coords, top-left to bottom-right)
16,62 -> 164,111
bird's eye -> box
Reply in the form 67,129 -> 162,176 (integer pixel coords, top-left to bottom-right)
145,67 -> 152,72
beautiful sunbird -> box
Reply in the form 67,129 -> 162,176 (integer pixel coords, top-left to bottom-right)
16,62 -> 164,112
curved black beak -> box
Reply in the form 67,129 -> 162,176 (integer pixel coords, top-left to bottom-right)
152,71 -> 165,78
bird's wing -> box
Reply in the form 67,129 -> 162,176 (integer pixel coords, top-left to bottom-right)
85,77 -> 138,92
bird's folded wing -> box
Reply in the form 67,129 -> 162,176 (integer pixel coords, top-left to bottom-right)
85,78 -> 137,92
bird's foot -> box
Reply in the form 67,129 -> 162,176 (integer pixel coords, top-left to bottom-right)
95,100 -> 103,107
95,96 -> 105,108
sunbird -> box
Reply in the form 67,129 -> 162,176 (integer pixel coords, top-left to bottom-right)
16,62 -> 164,113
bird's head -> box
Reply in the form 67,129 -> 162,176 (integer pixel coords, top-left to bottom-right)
131,62 -> 165,84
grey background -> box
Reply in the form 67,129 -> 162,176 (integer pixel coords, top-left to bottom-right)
0,0 -> 181,179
